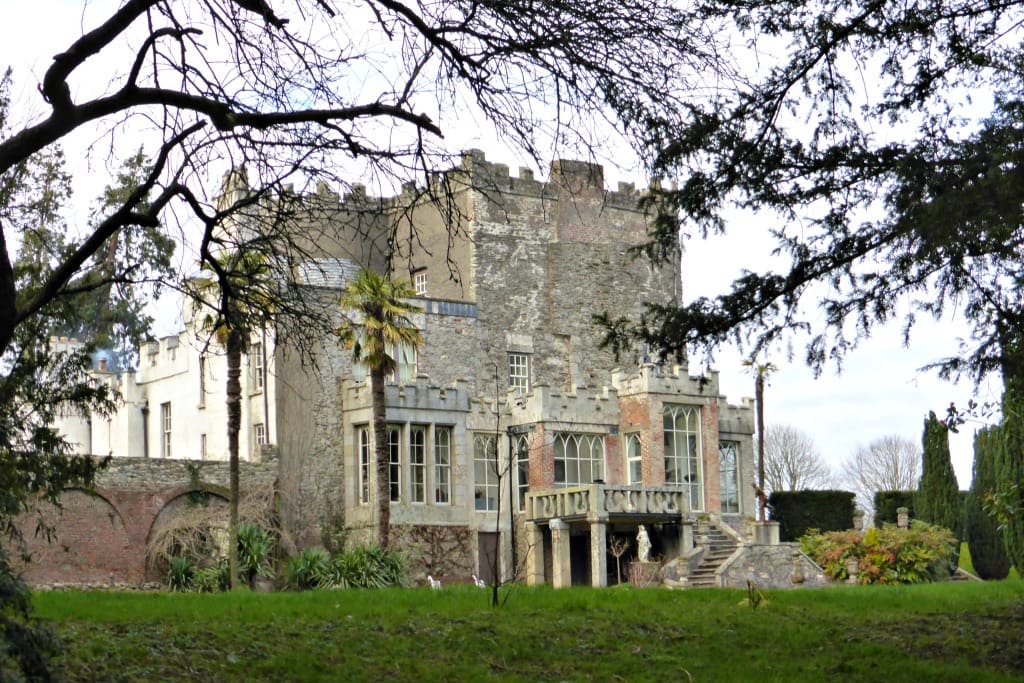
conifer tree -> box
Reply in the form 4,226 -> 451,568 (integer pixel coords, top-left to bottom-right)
965,427 -> 1010,580
996,376 -> 1024,573
916,411 -> 962,539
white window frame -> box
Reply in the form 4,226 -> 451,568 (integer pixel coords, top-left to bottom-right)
474,434 -> 499,511
358,427 -> 370,505
508,352 -> 530,394
251,342 -> 264,392
413,270 -> 427,296
434,426 -> 452,504
160,402 -> 172,459
719,440 -> 740,514
626,433 -> 643,485
515,435 -> 530,512
664,405 -> 703,511
198,354 -> 207,408
388,426 -> 401,502
254,423 -> 266,447
410,425 -> 427,504
553,433 -> 605,487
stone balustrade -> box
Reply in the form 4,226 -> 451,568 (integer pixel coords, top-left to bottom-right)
525,484 -> 686,522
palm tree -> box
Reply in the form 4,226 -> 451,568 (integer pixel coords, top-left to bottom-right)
743,357 -> 777,521
336,269 -> 422,550
189,250 -> 270,588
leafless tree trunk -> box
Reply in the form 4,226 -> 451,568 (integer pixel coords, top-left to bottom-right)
841,435 -> 921,515
764,424 -> 833,494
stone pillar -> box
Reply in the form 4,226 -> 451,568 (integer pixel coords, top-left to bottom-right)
753,521 -> 780,545
853,509 -> 865,531
897,507 -> 909,529
680,519 -> 695,552
549,518 -> 572,589
589,518 -> 608,588
524,522 -> 545,586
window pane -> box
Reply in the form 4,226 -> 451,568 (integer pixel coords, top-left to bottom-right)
663,405 -> 703,511
388,427 -> 401,502
410,426 -> 426,503
434,427 -> 451,504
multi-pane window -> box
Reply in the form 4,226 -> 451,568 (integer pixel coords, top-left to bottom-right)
474,434 -> 499,511
414,270 -> 427,296
254,423 -> 266,447
508,353 -> 530,393
434,427 -> 452,504
358,427 -> 370,505
410,426 -> 427,503
198,354 -> 206,408
626,433 -> 643,485
515,435 -> 530,512
388,341 -> 417,383
720,441 -> 740,514
251,343 -> 264,391
664,405 -> 703,511
160,402 -> 172,458
553,433 -> 605,487
388,427 -> 401,502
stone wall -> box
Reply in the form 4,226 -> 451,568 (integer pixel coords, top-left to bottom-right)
719,543 -> 829,589
17,451 -> 277,587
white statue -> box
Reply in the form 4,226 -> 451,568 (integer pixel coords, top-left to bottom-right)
636,525 -> 652,563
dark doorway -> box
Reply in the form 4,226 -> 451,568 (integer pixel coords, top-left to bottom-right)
478,532 -> 499,584
569,533 -> 591,586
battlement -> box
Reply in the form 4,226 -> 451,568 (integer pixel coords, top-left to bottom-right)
223,150 -> 657,218
611,362 -> 721,398
508,382 -> 619,428
342,376 -> 471,413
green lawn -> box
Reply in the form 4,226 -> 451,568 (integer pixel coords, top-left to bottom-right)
35,580 -> 1024,682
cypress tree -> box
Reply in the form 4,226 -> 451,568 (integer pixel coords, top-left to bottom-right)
997,378 -> 1024,573
964,427 -> 1010,579
917,411 -> 962,537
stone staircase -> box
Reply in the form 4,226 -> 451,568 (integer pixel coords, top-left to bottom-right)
687,525 -> 739,588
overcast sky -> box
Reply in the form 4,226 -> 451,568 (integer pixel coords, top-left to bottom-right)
2,0 -> 993,488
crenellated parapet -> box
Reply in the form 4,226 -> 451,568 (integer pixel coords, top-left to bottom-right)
508,383 -> 619,429
342,376 -> 471,413
611,362 -> 720,399
719,397 -> 756,435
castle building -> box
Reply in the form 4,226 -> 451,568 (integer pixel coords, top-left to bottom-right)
53,151 -> 757,588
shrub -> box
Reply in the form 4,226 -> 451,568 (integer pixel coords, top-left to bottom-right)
237,523 -> 275,588
284,548 -> 332,590
167,556 -> 195,592
193,560 -> 231,593
800,521 -> 958,584
768,490 -> 855,541
873,491 -> 915,525
326,546 -> 407,589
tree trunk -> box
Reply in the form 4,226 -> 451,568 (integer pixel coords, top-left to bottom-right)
756,372 -> 766,521
226,326 -> 243,589
371,364 -> 390,550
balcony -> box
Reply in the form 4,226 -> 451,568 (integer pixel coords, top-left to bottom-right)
525,484 -> 685,522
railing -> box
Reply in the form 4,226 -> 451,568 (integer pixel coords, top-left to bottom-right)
525,485 -> 685,521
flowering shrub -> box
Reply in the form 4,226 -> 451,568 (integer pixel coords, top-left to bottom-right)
800,522 -> 957,584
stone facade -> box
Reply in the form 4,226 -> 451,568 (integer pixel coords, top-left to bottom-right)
44,151 -> 757,588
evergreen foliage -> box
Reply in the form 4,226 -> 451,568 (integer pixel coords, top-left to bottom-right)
965,427 -> 1010,580
873,491 -> 915,526
916,412 -> 961,539
996,383 -> 1024,572
768,490 -> 855,542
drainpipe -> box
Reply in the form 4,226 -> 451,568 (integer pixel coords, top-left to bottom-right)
141,401 -> 150,458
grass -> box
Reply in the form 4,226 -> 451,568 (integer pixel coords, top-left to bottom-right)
34,580 -> 1024,682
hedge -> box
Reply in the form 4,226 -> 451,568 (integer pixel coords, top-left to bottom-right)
768,490 -> 856,541
873,491 -> 915,526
